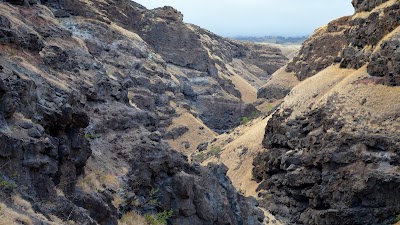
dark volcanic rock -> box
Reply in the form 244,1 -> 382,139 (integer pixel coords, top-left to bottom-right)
339,1 -> 400,78
368,35 -> 400,86
0,0 -> 276,224
197,142 -> 208,152
125,144 -> 265,225
286,16 -> 350,80
164,126 -> 189,140
253,106 -> 400,225
352,0 -> 389,12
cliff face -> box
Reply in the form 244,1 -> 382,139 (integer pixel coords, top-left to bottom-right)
253,1 -> 400,224
0,0 -> 288,224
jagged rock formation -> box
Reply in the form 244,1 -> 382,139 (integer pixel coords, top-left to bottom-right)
285,16 -> 350,80
0,0 -> 288,224
253,1 -> 400,224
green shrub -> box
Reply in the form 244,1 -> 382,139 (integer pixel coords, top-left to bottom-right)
144,209 -> 173,225
241,117 -> 249,125
251,111 -> 260,118
0,179 -> 17,191
191,152 -> 208,163
209,146 -> 222,158
395,214 -> 400,223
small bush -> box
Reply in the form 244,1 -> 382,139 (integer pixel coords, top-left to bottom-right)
120,211 -> 147,225
144,209 -> 173,225
251,111 -> 260,117
395,214 -> 400,223
191,152 -> 208,163
0,179 -> 17,192
241,117 -> 249,125
209,146 -> 222,158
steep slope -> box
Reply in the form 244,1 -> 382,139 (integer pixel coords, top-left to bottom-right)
0,0 -> 288,225
253,1 -> 400,224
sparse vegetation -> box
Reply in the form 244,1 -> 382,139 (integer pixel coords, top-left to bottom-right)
394,214 -> 400,224
191,152 -> 208,163
119,188 -> 173,225
119,211 -> 148,225
191,145 -> 223,163
251,111 -> 260,118
209,146 -> 222,158
0,178 -> 17,192
241,117 -> 249,125
84,133 -> 100,139
144,210 -> 173,225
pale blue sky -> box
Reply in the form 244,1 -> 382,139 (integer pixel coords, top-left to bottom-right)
134,0 -> 354,37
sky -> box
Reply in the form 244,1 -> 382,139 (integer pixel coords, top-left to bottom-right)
134,0 -> 354,37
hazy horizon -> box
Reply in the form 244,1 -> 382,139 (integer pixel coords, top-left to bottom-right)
134,0 -> 354,37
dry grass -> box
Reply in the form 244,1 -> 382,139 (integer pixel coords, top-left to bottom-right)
204,116 -> 271,196
230,73 -> 257,103
165,106 -> 217,156
77,170 -> 120,193
119,211 -> 148,225
0,202 -> 33,225
316,66 -> 400,134
279,63 -> 400,136
282,64 -> 354,119
258,65 -> 300,101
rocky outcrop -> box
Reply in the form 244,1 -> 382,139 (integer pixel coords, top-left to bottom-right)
285,16 -> 350,80
285,0 -> 400,86
253,0 -> 400,224
122,140 -> 264,225
340,0 -> 400,86
0,0 -> 284,224
253,105 -> 400,225
352,0 -> 389,12
367,31 -> 400,86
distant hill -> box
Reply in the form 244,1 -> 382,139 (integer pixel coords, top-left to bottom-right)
233,35 -> 308,44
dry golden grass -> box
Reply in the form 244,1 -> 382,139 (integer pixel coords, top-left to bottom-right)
204,116 -> 271,196
166,106 -> 217,155
282,64 -> 354,119
259,65 -> 300,99
230,74 -> 257,103
119,211 -> 148,225
279,62 -> 400,136
316,66 -> 400,134
0,202 -> 33,225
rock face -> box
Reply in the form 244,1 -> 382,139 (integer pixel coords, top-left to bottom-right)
253,107 -> 400,225
341,0 -> 400,86
285,0 -> 400,86
0,0 -> 286,224
285,16 -> 350,80
352,0 -> 389,12
253,1 -> 400,224
52,0 -> 287,133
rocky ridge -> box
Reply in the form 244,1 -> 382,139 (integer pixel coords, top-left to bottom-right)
253,0 -> 400,224
0,0 -> 288,224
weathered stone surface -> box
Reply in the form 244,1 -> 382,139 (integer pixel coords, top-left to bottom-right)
339,1 -> 400,78
0,0 -> 278,224
164,126 -> 189,140
253,106 -> 400,225
286,16 -> 350,80
368,35 -> 400,86
352,0 -> 389,12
